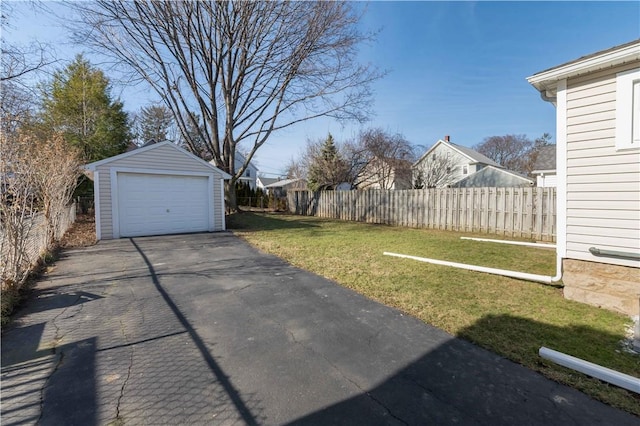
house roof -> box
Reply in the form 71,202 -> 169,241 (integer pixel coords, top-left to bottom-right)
257,177 -> 279,186
264,178 -> 306,188
414,139 -> 502,168
234,151 -> 258,171
83,140 -> 232,179
527,39 -> 640,97
452,165 -> 533,188
532,145 -> 556,173
449,142 -> 502,168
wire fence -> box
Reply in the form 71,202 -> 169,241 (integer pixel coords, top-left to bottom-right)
1,203 -> 76,290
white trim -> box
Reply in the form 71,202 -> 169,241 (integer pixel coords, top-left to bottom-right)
110,169 -> 120,239
110,167 -> 216,238
109,166 -> 216,177
84,141 -> 232,179
615,68 -> 640,151
220,179 -> 226,231
528,41 -> 640,92
207,175 -> 215,231
556,80 -> 568,258
531,169 -> 556,175
93,171 -> 102,241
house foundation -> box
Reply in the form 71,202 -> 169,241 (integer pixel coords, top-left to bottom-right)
562,259 -> 639,318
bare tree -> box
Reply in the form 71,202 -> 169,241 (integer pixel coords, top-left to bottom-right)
413,152 -> 455,188
1,2 -> 57,83
72,1 -> 381,210
346,128 -> 415,189
284,158 -> 306,180
472,134 -> 531,174
0,130 -> 80,288
1,132 -> 37,288
473,133 -> 554,176
29,132 -> 82,244
0,81 -> 34,137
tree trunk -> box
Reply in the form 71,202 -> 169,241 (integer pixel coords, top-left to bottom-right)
225,179 -> 238,213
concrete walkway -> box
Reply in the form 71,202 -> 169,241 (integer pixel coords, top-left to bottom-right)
1,233 -> 638,425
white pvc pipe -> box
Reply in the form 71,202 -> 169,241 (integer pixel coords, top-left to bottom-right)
539,347 -> 640,394
383,251 -> 562,284
460,236 -> 556,249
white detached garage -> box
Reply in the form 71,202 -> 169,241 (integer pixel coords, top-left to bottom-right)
84,141 -> 231,240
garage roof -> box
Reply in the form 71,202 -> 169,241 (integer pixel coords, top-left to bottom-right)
84,140 -> 232,179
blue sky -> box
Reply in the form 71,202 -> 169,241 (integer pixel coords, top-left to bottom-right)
4,1 -> 640,176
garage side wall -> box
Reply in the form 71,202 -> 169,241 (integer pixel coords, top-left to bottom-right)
95,144 -> 227,239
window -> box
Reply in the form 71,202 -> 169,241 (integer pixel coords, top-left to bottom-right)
462,165 -> 468,175
245,169 -> 251,177
615,68 -> 640,150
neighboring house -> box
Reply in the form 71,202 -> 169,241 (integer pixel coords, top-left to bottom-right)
256,176 -> 279,191
357,158 -> 413,190
263,178 -> 307,197
450,165 -> 533,188
84,141 -> 231,240
413,136 -> 503,188
528,39 -> 640,317
233,152 -> 258,189
335,182 -> 353,191
531,145 -> 557,187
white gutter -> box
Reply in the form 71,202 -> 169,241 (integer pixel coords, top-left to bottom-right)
539,347 -> 640,394
460,237 -> 556,249
383,251 -> 563,285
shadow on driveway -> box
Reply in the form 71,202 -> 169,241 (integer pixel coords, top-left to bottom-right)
2,232 -> 638,425
129,238 -> 259,425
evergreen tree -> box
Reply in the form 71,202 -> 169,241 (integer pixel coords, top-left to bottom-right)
307,134 -> 347,191
41,55 -> 131,162
135,104 -> 175,143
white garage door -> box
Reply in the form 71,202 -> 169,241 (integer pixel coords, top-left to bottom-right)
117,172 -> 210,237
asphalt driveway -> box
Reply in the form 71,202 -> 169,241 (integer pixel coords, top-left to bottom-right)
1,233 -> 638,425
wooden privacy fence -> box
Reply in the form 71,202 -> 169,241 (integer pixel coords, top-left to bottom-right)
287,187 -> 556,242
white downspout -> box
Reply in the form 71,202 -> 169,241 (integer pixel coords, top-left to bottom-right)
383,251 -> 562,285
540,347 -> 640,394
460,236 -> 556,249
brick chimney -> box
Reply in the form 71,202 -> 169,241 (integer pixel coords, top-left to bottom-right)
444,135 -> 450,142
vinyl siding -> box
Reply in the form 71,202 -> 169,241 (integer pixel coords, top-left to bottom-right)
413,143 -> 470,186
94,144 -> 227,239
536,174 -> 557,188
565,61 -> 640,267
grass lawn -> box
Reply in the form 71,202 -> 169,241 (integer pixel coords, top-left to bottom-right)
229,212 -> 640,416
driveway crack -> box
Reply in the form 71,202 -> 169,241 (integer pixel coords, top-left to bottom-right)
114,319 -> 134,424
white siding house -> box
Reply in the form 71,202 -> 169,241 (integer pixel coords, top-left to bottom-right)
357,158 -> 413,190
228,152 -> 259,189
528,39 -> 640,317
532,145 -> 557,188
413,137 -> 504,187
85,141 -> 231,240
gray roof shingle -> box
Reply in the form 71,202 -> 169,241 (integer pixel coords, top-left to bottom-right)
533,145 -> 556,171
